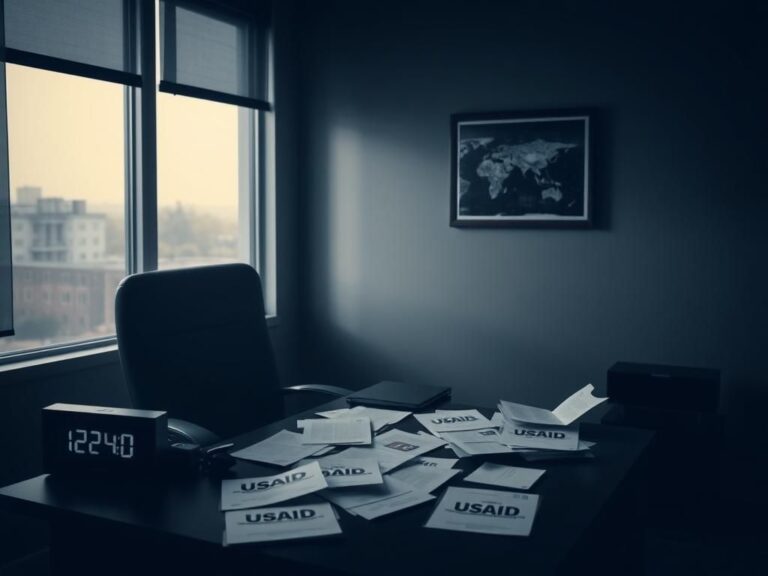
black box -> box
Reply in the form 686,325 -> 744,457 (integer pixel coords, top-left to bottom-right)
607,361 -> 720,413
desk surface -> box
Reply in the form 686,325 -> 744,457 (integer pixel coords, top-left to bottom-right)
0,398 -> 653,576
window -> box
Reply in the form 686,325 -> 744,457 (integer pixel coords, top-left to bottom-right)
0,0 -> 273,360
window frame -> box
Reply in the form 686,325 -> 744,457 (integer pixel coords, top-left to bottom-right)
0,0 -> 274,365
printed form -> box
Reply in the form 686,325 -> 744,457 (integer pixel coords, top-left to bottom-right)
464,463 -> 546,490
301,416 -> 372,446
426,487 -> 540,537
221,461 -> 328,511
224,502 -> 341,545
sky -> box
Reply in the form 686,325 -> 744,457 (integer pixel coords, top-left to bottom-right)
5,63 -> 239,214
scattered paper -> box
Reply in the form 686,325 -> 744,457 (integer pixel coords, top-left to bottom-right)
407,457 -> 458,469
315,406 -> 412,433
231,430 -> 330,467
425,487 -> 540,537
414,410 -> 492,435
224,502 -> 341,545
322,475 -> 433,519
389,464 -> 460,493
221,461 -> 328,511
441,429 -> 517,456
498,384 -> 607,427
490,411 -> 503,428
519,441 -> 596,462
301,416 -> 372,446
340,429 -> 446,473
499,421 -> 580,451
299,454 -> 383,488
464,463 -> 545,490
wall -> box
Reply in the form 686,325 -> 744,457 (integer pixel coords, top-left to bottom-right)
0,0 -> 303,566
298,1 -> 768,441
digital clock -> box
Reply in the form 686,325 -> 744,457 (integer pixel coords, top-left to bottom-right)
42,403 -> 168,474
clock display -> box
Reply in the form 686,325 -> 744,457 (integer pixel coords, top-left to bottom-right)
67,429 -> 135,459
43,403 -> 168,473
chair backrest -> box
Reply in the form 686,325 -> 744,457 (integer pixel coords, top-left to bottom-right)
115,263 -> 283,439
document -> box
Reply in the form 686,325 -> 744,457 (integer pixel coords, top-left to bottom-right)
464,463 -> 546,490
322,475 -> 433,519
498,384 -> 607,427
490,411 -> 503,428
519,440 -> 596,462
301,416 -> 372,446
221,461 -> 328,511
414,409 -> 492,435
224,502 -> 341,545
441,429 -> 517,457
299,453 -> 383,488
499,420 -> 580,451
317,406 -> 412,433
408,456 -> 458,469
389,463 -> 460,493
363,429 -> 447,472
425,487 -> 540,537
231,430 -> 330,467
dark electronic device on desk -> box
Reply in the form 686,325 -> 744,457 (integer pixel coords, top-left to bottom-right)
42,403 -> 168,474
347,380 -> 451,411
42,403 -> 234,475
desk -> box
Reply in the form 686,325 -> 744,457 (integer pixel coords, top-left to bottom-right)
0,398 -> 653,576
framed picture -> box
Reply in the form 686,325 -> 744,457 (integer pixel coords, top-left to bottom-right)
450,109 -> 593,228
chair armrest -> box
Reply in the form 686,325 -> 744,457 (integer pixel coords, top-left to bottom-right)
281,384 -> 353,398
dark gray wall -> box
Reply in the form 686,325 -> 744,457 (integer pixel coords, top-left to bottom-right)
299,1 -> 768,433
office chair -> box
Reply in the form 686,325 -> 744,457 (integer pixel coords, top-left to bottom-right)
115,263 -> 350,446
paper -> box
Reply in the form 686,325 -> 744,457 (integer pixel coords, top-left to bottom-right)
224,502 -> 341,545
340,429 -> 446,473
355,490 -> 434,520
389,464 -> 460,493
519,440 -> 596,462
322,475 -> 433,519
408,457 -> 458,469
464,463 -> 546,490
316,406 -> 412,432
425,487 -> 540,537
301,416 -> 372,445
299,454 -> 383,488
499,420 -> 580,451
441,429 -> 517,456
414,410 -> 492,434
231,430 -> 330,467
498,384 -> 607,426
220,461 -> 328,511
490,411 -> 503,428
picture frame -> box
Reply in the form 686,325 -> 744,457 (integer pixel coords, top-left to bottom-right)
450,109 -> 593,228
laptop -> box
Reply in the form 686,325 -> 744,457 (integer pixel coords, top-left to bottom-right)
347,381 -> 451,411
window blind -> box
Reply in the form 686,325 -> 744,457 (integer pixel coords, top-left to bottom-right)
160,0 -> 270,110
2,0 -> 139,85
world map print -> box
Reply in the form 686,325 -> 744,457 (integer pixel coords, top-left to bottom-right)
457,119 -> 586,219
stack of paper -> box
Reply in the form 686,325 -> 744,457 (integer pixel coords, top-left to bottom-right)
425,487 -> 540,537
497,384 -> 607,454
225,502 -> 341,545
440,428 -> 519,457
231,430 -> 332,466
300,416 -> 372,446
322,475 -> 434,520
316,405 -> 411,433
388,462 -> 460,493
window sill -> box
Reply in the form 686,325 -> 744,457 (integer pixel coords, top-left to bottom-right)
0,315 -> 279,385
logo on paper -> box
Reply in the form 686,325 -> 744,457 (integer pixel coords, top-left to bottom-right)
322,466 -> 367,477
244,508 -> 317,523
454,502 -> 520,517
512,428 -> 565,439
385,441 -> 418,452
240,471 -> 307,492
431,416 -> 477,425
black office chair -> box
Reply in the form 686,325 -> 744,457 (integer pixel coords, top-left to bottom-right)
115,263 -> 350,446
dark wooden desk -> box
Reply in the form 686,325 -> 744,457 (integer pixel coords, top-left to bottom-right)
0,398 -> 653,576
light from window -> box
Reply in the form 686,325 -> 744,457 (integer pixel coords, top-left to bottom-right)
156,93 -> 241,270
0,65 -> 125,355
